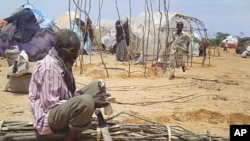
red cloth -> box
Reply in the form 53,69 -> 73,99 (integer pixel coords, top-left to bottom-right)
0,19 -> 6,27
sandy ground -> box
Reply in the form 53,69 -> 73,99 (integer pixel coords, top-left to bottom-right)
0,47 -> 249,139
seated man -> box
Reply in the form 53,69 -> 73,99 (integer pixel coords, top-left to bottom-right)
29,29 -> 111,141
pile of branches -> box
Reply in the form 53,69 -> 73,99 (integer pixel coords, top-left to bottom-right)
0,112 -> 228,141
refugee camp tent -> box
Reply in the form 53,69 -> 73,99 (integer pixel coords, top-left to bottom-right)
95,20 -> 116,31
96,11 -> 207,65
95,19 -> 116,50
100,25 -> 116,52
54,11 -> 80,30
220,35 -> 238,49
0,4 -> 55,62
236,37 -> 250,54
55,12 -> 113,40
128,11 -> 207,59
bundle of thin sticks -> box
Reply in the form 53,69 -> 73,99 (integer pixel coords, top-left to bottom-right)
0,112 -> 229,141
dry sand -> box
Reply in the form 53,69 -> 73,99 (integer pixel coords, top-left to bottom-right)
0,47 -> 249,139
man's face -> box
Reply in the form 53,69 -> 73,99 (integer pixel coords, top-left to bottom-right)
176,23 -> 183,32
60,36 -> 80,67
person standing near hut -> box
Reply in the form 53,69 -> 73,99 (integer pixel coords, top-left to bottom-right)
168,21 -> 192,80
28,29 -> 111,141
115,17 -> 129,62
86,18 -> 94,43
223,40 -> 228,52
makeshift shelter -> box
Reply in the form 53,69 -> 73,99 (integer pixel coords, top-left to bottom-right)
52,1 -> 209,78
127,11 -> 208,66
100,25 -> 116,52
94,19 -> 116,51
235,37 -> 250,54
220,35 -> 238,49
98,18 -> 134,52
0,4 -> 55,62
54,11 -> 80,30
96,11 -> 208,66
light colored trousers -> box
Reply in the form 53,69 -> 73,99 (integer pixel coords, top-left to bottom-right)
169,49 -> 185,76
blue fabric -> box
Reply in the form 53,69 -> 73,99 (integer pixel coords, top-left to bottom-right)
0,25 -> 55,62
193,42 -> 200,56
22,4 -> 54,29
67,21 -> 84,41
67,20 -> 92,55
84,31 -> 92,55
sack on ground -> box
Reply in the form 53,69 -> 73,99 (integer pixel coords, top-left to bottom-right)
4,46 -> 20,66
5,50 -> 31,93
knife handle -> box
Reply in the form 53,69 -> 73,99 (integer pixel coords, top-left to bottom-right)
95,109 -> 107,126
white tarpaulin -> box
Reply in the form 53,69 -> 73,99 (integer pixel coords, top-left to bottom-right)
129,11 -> 195,56
96,11 -> 205,59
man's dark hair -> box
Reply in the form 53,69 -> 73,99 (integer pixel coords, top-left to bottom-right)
54,29 -> 78,49
176,21 -> 184,27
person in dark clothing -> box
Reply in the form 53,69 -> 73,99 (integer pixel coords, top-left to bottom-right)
199,39 -> 207,57
115,17 -> 129,62
86,18 -> 94,43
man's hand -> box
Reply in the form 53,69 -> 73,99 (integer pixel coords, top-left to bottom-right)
93,92 -> 111,108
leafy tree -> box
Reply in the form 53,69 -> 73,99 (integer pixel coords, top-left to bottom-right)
209,32 -> 230,46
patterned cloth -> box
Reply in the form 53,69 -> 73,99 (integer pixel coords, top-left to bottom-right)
16,28 -> 55,61
0,24 -> 55,61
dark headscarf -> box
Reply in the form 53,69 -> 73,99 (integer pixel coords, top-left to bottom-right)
49,47 -> 76,97
115,20 -> 129,46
